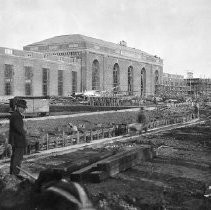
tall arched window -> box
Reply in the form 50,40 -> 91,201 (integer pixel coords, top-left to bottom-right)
128,66 -> 133,95
141,68 -> 146,97
113,63 -> 120,94
155,70 -> 159,95
92,60 -> 100,90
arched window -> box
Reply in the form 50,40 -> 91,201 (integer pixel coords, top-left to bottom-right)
113,63 -> 120,94
155,70 -> 159,95
128,66 -> 133,95
141,68 -> 146,97
92,60 -> 100,90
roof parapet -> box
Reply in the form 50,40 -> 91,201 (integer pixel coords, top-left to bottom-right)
0,47 -> 75,64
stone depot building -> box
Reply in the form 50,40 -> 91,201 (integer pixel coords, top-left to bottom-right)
0,34 -> 163,97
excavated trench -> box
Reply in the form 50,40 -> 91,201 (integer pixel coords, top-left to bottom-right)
0,114 -> 211,209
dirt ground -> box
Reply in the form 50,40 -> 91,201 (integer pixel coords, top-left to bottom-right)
0,108 -> 211,209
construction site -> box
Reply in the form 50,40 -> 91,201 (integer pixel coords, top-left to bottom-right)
0,101 -> 211,210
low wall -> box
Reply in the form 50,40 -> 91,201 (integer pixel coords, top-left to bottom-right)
50,105 -> 135,113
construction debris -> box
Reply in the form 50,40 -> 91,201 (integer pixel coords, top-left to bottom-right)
0,104 -> 210,209
71,146 -> 154,182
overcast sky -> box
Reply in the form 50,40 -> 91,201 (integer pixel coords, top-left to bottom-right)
0,0 -> 211,78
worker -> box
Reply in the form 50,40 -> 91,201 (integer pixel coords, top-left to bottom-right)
137,106 -> 149,132
153,97 -> 157,105
193,102 -> 199,118
128,107 -> 149,135
67,123 -> 79,144
34,168 -> 96,210
8,99 -> 28,179
0,133 -> 12,158
68,123 -> 78,134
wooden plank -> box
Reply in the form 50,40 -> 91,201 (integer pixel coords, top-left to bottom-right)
70,161 -> 99,182
69,151 -> 115,181
96,146 -> 153,177
87,170 -> 109,183
70,146 -> 154,182
46,133 -> 49,150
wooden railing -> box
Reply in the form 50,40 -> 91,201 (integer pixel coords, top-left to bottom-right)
24,113 -> 197,155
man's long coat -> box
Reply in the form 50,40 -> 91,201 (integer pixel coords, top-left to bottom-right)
8,110 -> 27,148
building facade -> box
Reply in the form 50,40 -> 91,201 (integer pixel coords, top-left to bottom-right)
185,78 -> 211,100
159,73 -> 188,98
24,34 -> 163,97
0,47 -> 80,97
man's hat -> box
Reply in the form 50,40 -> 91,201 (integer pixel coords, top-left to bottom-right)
16,99 -> 27,109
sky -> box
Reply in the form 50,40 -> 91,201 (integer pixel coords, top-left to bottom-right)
0,0 -> 211,78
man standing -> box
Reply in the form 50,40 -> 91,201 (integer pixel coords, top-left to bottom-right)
193,102 -> 200,119
9,99 -> 28,178
128,106 -> 149,135
137,106 -> 149,132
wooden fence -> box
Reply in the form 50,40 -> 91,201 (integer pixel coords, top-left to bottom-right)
24,113 -> 196,155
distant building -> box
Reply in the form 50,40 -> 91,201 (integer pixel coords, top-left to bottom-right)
160,73 -> 188,98
0,47 -> 80,97
187,71 -> 193,79
185,77 -> 211,100
0,34 -> 164,98
24,34 -> 163,97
